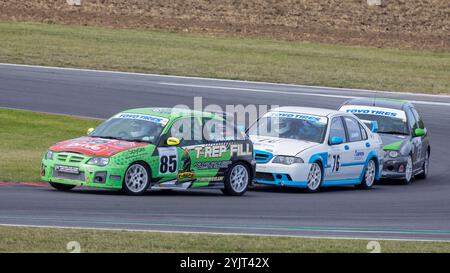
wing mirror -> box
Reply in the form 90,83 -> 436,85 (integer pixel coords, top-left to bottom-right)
87,128 -> 95,135
414,128 -> 426,137
330,136 -> 344,145
370,121 -> 378,133
362,120 -> 378,133
166,137 -> 181,146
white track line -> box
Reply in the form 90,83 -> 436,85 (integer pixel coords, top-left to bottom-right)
1,223 -> 449,243
1,62 -> 449,99
159,82 -> 450,107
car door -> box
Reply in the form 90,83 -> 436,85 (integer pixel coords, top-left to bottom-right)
408,107 -> 426,169
156,116 -> 203,183
196,117 -> 237,180
342,116 -> 371,179
325,116 -> 354,181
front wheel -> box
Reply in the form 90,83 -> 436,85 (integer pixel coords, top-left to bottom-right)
359,159 -> 376,190
49,182 -> 76,191
122,162 -> 151,195
402,155 -> 413,185
223,162 -> 250,196
305,162 -> 322,193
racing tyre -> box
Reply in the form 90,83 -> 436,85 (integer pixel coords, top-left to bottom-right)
305,162 -> 322,193
402,155 -> 414,185
222,162 -> 250,196
416,150 -> 430,180
122,162 -> 151,195
49,182 -> 76,191
359,159 -> 376,190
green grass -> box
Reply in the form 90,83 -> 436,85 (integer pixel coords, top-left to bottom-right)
0,109 -> 100,182
1,226 -> 449,253
0,22 -> 449,94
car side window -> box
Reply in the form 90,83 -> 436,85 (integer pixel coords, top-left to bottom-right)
169,117 -> 203,146
359,123 -> 368,140
406,108 -> 418,131
411,107 -> 425,129
329,117 -> 347,143
203,118 -> 241,142
344,117 -> 362,142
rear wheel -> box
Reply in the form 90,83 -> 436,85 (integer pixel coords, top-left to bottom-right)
402,155 -> 413,184
305,162 -> 322,193
122,162 -> 151,195
416,150 -> 430,179
359,159 -> 376,190
223,162 -> 250,196
49,182 -> 76,191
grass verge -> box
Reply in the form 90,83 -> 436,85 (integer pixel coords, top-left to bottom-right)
0,109 -> 100,182
0,22 -> 449,94
1,226 -> 449,253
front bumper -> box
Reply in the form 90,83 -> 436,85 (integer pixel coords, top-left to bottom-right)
41,156 -> 124,189
381,156 -> 408,179
254,162 -> 310,188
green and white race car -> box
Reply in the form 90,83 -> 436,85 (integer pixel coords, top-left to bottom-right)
41,108 -> 255,195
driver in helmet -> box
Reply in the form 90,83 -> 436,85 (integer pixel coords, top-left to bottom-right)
272,118 -> 296,139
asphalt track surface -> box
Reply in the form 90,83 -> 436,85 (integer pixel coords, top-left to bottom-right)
1,63 -> 450,241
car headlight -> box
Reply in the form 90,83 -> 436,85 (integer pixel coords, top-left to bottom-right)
87,157 -> 110,166
46,150 -> 54,160
387,151 -> 399,158
272,156 -> 304,165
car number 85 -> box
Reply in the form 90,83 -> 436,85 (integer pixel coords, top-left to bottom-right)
158,147 -> 178,174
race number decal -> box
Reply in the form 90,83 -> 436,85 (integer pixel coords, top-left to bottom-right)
158,147 -> 178,175
331,154 -> 341,173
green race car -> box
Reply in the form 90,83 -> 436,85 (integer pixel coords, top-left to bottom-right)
41,108 -> 255,196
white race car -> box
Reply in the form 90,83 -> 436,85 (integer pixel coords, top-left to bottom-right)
248,107 -> 384,192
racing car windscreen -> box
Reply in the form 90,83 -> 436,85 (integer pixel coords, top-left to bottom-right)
353,114 -> 408,135
90,117 -> 165,143
248,115 -> 327,143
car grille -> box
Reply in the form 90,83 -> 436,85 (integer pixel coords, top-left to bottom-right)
56,153 -> 86,163
256,172 -> 275,181
255,150 -> 273,164
53,169 -> 85,182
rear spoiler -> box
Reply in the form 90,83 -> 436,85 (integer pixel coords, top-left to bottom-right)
361,119 -> 378,133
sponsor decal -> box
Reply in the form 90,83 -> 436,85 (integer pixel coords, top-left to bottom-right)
196,176 -> 225,182
265,112 -> 327,125
115,113 -> 169,125
193,143 -> 252,158
195,160 -> 232,170
340,105 -> 407,121
177,172 -> 195,179
354,150 -> 365,161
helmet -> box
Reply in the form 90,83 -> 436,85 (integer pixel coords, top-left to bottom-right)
272,118 -> 291,135
129,121 -> 146,138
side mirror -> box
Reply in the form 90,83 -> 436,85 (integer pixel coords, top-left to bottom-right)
362,120 -> 378,133
330,136 -> 344,145
414,128 -> 426,137
166,137 -> 181,146
87,128 -> 95,135
370,121 -> 378,133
